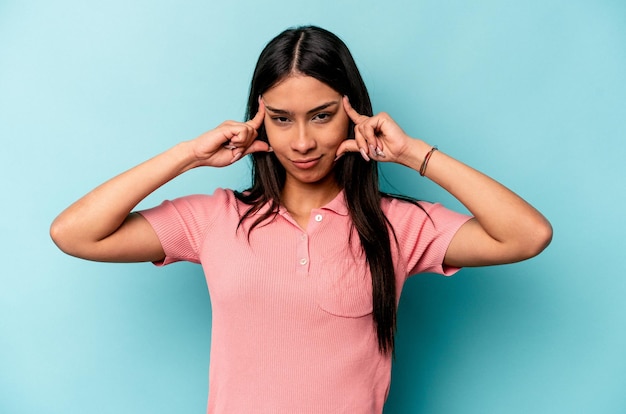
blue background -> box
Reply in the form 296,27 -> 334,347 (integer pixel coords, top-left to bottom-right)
1,0 -> 625,413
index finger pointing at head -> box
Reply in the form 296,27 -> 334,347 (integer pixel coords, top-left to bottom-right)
342,95 -> 365,123
247,98 -> 266,129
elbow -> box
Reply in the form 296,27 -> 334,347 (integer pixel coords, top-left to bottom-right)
49,218 -> 68,253
49,217 -> 79,257
521,218 -> 553,260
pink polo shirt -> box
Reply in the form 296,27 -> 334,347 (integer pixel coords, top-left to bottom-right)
139,188 -> 471,414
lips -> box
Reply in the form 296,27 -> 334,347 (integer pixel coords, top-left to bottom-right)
291,157 -> 321,170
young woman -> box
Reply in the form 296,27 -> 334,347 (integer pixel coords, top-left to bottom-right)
50,26 -> 552,413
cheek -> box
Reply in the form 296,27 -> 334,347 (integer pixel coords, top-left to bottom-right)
263,124 -> 281,146
264,129 -> 291,161
328,118 -> 350,145
336,111 -> 350,136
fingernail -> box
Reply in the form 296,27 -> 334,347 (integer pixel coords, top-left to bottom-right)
232,152 -> 242,162
267,146 -> 274,152
359,148 -> 370,161
334,153 -> 344,162
375,147 -> 386,158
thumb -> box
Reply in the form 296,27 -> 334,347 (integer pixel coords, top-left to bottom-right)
242,140 -> 273,156
335,139 -> 360,159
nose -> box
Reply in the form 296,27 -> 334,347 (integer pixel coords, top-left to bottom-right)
291,123 -> 316,153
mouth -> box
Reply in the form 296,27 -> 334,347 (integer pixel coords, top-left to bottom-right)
291,156 -> 322,170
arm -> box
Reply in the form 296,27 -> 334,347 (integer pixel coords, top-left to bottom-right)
50,102 -> 269,263
339,97 -> 552,267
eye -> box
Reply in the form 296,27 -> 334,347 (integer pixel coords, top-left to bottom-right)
312,112 -> 332,123
272,116 -> 291,124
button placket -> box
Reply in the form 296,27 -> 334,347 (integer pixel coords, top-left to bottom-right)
296,232 -> 310,276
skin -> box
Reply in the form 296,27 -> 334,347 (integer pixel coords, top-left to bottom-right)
50,74 -> 552,267
339,97 -> 552,266
261,75 -> 350,227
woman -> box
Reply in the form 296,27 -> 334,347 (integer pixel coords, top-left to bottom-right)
50,26 -> 552,413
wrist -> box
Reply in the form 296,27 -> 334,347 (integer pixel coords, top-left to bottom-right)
419,146 -> 438,176
398,139 -> 433,171
169,141 -> 202,173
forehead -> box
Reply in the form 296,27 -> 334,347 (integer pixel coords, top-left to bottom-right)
262,75 -> 340,111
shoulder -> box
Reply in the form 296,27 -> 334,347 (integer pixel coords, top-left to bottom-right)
139,188 -> 241,223
381,196 -> 433,221
164,188 -> 237,209
381,195 -> 472,231
381,196 -> 473,276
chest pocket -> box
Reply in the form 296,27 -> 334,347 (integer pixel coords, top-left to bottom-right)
316,253 -> 373,318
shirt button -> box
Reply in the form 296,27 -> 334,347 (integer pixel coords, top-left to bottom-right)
299,258 -> 308,265
315,214 -> 323,222
300,234 -> 307,240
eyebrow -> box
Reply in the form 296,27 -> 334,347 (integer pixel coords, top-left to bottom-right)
264,100 -> 339,116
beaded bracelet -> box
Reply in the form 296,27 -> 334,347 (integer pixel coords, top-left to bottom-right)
419,146 -> 438,176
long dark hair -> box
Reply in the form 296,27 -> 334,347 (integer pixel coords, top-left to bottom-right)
235,26 -> 397,354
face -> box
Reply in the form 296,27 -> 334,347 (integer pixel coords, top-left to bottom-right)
261,75 -> 349,193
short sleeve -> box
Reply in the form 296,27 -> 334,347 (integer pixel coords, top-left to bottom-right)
383,198 -> 472,278
137,189 -> 231,266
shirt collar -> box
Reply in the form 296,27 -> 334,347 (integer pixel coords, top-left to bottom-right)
275,189 -> 349,217
320,189 -> 349,216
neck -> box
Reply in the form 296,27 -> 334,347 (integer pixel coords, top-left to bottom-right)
281,179 -> 341,217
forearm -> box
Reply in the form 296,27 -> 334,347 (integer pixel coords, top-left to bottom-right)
50,142 -> 196,252
341,99 -> 552,265
402,140 -> 552,264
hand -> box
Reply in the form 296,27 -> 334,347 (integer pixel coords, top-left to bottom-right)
189,98 -> 272,168
337,96 -> 418,166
